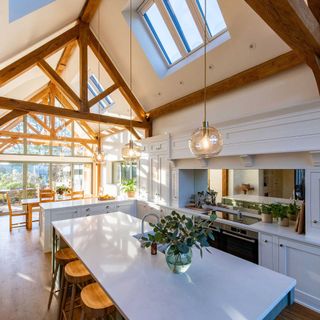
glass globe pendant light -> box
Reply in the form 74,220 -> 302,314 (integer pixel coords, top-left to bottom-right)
189,0 -> 223,159
121,0 -> 141,162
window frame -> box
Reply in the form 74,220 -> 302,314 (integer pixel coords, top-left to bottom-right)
138,0 -> 228,68
88,74 -> 114,109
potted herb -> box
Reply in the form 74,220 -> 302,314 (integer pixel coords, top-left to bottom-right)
271,203 -> 289,227
288,201 -> 299,221
120,179 -> 136,198
261,204 -> 272,223
143,211 -> 217,274
55,185 -> 70,196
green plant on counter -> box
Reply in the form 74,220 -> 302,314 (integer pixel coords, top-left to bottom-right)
271,203 -> 288,220
261,204 -> 272,215
120,179 -> 136,193
288,201 -> 300,216
55,185 -> 71,195
143,211 -> 217,258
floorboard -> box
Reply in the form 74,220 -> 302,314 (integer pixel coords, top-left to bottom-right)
0,215 -> 319,320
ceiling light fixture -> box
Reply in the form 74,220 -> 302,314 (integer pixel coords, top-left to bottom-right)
188,0 -> 223,159
121,0 -> 141,163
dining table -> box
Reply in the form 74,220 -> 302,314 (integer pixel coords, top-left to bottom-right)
21,195 -> 92,230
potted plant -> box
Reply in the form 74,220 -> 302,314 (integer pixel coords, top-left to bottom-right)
271,203 -> 289,227
120,179 -> 136,198
288,201 -> 299,221
143,211 -> 217,274
55,185 -> 70,196
261,204 -> 272,223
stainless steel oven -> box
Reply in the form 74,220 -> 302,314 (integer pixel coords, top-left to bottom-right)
209,223 -> 259,264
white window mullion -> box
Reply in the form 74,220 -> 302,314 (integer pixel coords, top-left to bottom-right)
155,0 -> 187,58
187,0 -> 209,42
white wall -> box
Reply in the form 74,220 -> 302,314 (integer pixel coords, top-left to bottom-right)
152,65 -> 319,136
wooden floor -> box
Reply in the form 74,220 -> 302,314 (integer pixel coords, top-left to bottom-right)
0,216 -> 319,320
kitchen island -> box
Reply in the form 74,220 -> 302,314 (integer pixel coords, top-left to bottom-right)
52,212 -> 296,320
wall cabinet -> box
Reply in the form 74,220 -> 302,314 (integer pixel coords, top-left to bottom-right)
259,232 -> 320,312
137,146 -> 149,201
306,170 -> 320,233
170,167 -> 178,207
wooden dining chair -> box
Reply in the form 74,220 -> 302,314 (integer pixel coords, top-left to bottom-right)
7,193 -> 27,232
39,189 -> 55,203
72,191 -> 84,200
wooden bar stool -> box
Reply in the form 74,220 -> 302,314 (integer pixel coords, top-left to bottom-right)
48,247 -> 77,310
80,283 -> 115,320
60,260 -> 92,320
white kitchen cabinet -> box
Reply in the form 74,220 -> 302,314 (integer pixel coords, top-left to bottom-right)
259,233 -> 275,270
278,237 -> 320,311
149,154 -> 169,205
115,202 -> 135,216
137,146 -> 149,201
259,231 -> 320,312
306,170 -> 320,233
170,167 -> 178,207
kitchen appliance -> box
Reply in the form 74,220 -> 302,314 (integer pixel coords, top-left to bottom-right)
209,222 -> 259,264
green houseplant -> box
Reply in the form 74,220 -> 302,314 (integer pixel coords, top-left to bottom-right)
143,211 -> 217,273
288,201 -> 300,221
261,204 -> 272,223
120,179 -> 136,198
271,203 -> 289,227
55,185 -> 70,196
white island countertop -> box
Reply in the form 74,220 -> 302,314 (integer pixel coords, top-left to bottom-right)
52,212 -> 296,320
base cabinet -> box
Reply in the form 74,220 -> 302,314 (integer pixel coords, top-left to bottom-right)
259,232 -> 320,312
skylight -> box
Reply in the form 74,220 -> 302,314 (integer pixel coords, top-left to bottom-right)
139,0 -> 227,67
143,3 -> 182,64
9,0 -> 55,23
88,75 -> 114,110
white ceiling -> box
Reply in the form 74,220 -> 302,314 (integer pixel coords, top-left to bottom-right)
0,0 -> 85,65
90,0 -> 291,111
0,0 -> 296,119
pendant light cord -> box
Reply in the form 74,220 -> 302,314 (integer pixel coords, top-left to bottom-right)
203,0 -> 207,125
129,0 -> 133,141
98,5 -> 101,150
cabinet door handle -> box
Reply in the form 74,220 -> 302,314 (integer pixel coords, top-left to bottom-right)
86,213 -> 90,217
264,240 -> 268,243
313,220 -> 318,224
279,244 -> 283,247
106,206 -> 109,209
73,211 -> 77,214
86,208 -> 90,212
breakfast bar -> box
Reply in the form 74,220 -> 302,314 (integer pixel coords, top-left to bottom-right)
52,212 -> 296,320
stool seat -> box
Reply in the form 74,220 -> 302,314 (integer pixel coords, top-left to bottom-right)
56,248 -> 77,264
65,260 -> 91,284
81,283 -> 114,310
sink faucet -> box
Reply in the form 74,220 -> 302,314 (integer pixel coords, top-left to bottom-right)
140,213 -> 160,247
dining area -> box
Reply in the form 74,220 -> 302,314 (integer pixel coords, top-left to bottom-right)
7,188 -> 86,232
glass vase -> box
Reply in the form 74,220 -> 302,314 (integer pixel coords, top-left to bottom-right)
165,245 -> 192,274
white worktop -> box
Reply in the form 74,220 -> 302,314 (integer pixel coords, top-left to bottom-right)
52,212 -> 295,320
40,197 -> 134,210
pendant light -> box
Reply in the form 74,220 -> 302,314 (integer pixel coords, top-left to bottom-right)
93,5 -> 105,164
121,0 -> 141,163
188,0 -> 223,159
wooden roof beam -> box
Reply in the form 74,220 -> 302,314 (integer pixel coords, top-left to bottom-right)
80,0 -> 102,23
88,30 -> 146,121
0,130 -> 98,144
0,25 -> 79,87
125,126 -> 141,140
0,110 -> 27,127
244,0 -> 320,92
88,84 -> 118,108
307,1 -> 320,25
38,59 -> 82,108
78,23 -> 89,112
0,97 -> 151,129
149,51 -> 304,119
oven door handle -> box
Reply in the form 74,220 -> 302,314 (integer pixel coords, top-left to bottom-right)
222,231 -> 256,243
